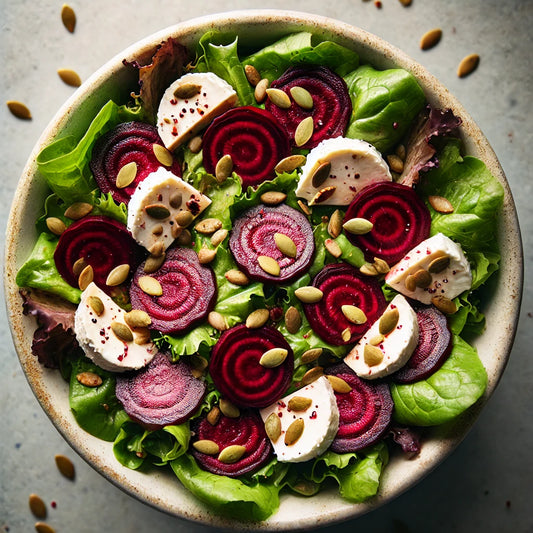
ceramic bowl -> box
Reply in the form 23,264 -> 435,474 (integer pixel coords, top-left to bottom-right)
4,9 -> 523,531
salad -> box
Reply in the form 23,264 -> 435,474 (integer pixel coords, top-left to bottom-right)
16,30 -> 504,521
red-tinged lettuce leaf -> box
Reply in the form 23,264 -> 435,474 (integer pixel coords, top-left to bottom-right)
20,288 -> 83,369
400,106 -> 462,187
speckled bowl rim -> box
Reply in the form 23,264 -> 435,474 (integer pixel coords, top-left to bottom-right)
4,9 -> 523,531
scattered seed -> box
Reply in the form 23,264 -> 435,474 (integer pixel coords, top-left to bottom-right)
294,116 -> 314,147
143,253 -> 165,273
387,154 -> 404,174
55,454 -> 75,479
420,28 -> 442,51
190,355 -> 208,374
78,264 -> 94,290
195,217 -> 222,235
310,186 -> 336,205
285,418 -> 305,445
343,217 -> 373,235
169,191 -> 183,209
171,225 -> 183,242
115,161 -> 138,189
373,257 -> 390,274
72,257 -> 88,276
174,210 -> 193,227
274,154 -> 306,174
207,406 -> 221,426
6,100 -> 32,120
225,269 -> 250,286
297,199 -> 311,215
57,68 -> 81,87
176,228 -> 192,246
395,143 -> 406,160
288,396 -> 313,411
35,522 -> 55,533
324,238 -> 342,258
29,494 -> 47,519
153,143 -> 173,167
341,327 -> 352,342
413,268 -> 433,288
301,348 -> 323,364
285,306 -> 302,334
215,154 -> 233,183
254,78 -> 269,103
188,135 -> 202,154
457,53 -> 480,78
431,295 -> 457,314
405,274 -> 417,292
364,344 -> 384,366
294,286 -> 323,304
106,263 -> 130,286
87,295 -> 104,316
428,254 -> 451,273
145,203 -> 170,219
260,190 -> 287,205
327,209 -> 343,238
311,161 -> 332,189
218,445 -> 246,464
219,398 -> 240,418
64,201 -> 93,220
173,82 -> 201,99
379,308 -> 400,335
290,86 -> 314,109
429,195 -> 454,213
258,255 -> 281,277
211,228 -> 228,247
369,334 -> 385,346
246,308 -> 270,329
264,412 -> 282,442
124,309 -> 151,329
244,64 -> 261,86
192,440 -> 220,455
208,311 -> 228,331
46,217 -> 66,236
266,88 -> 291,109
341,305 -> 367,325
61,4 -> 76,32
134,327 -> 151,345
260,347 -> 288,368
111,321 -> 133,342
301,366 -> 324,386
327,375 -> 352,393
398,0 -> 412,5
76,371 -> 103,387
274,232 -> 297,258
360,263 -> 379,276
198,247 -> 217,264
138,275 -> 162,296
148,241 -> 165,258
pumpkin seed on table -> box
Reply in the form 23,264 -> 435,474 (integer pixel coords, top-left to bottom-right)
57,68 -> 82,87
61,3 -> 76,32
55,454 -> 75,479
153,143 -> 173,166
457,53 -> 480,78
29,493 -> 47,519
420,28 -> 442,50
35,522 -> 55,533
6,100 -> 32,120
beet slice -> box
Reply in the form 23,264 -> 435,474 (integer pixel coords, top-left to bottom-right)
191,410 -> 272,477
343,182 -> 431,266
265,66 -> 352,149
325,362 -> 393,453
209,324 -> 294,408
90,121 -> 181,205
392,306 -> 453,383
229,204 -> 315,284
201,106 -> 290,188
303,263 -> 387,346
129,247 -> 216,334
115,352 -> 205,430
54,215 -> 142,292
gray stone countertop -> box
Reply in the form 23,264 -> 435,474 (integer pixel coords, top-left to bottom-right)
1,1 -> 531,532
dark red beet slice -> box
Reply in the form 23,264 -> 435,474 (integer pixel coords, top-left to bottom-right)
265,66 -> 352,149
54,215 -> 142,292
202,106 -> 290,188
209,324 -> 294,408
326,362 -> 393,453
89,121 -> 181,205
343,182 -> 431,266
229,204 -> 315,284
392,306 -> 452,383
129,247 -> 216,335
115,352 -> 205,431
303,263 -> 387,346
191,410 -> 272,477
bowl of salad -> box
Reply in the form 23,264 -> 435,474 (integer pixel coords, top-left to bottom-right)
4,9 -> 522,530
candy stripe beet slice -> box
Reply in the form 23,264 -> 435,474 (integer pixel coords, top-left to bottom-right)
326,362 -> 393,453
90,121 -> 181,205
191,411 -> 272,477
54,215 -> 142,292
209,324 -> 294,408
393,306 -> 453,383
343,182 -> 431,266
303,263 -> 387,346
265,66 -> 352,149
116,352 -> 206,431
129,247 -> 216,334
202,106 -> 290,188
229,204 -> 315,284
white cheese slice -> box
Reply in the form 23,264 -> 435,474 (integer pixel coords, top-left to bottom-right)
127,167 -> 210,253
259,375 -> 339,463
74,282 -> 157,372
344,294 -> 419,379
157,72 -> 238,151
295,137 -> 392,206
385,232 -> 472,305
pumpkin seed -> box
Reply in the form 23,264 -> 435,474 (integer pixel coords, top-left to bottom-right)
246,308 -> 270,329
244,64 -> 261,86
115,161 -> 137,189
369,334 -> 385,346
211,228 -> 228,247
134,327 -> 151,345
260,190 -> 287,205
395,143 -> 406,160
327,209 -> 343,238
387,154 -> 404,174
266,88 -> 291,109
148,241 -> 165,258
225,269 -> 250,286
143,253 -> 165,273
420,28 -> 442,50
327,375 -> 352,393
310,186 -> 336,205
301,348 -> 323,364
171,223 -> 182,242
87,295 -> 104,316
429,195 -> 454,213
190,355 -> 208,373
297,199 -> 311,215
111,321 -> 133,342
6,100 -> 31,120
431,295 -> 458,314
153,143 -> 173,167
373,257 -> 390,274
192,440 -> 220,455
258,255 -> 280,276
254,78 -> 269,103
457,53 -> 480,78
379,308 -> 400,335
169,191 -> 183,209
343,217 -> 373,235
294,286 -> 323,303
76,371 -> 103,387
188,135 -> 202,154
35,522 -> 55,533
260,347 -> 288,368
72,257 -> 88,276
195,217 -> 222,234
145,203 -> 170,219
215,154 -> 233,183
198,247 -> 217,264
264,412 -> 282,442
78,264 -> 94,290
55,454 -> 75,479
360,263 -> 379,276
207,406 -> 221,426
399,0 -> 412,5
413,268 -> 433,288
175,210 -> 193,227
61,4 -> 76,32
341,327 -> 352,342
208,311 -> 228,331
176,228 -> 192,245
301,366 -> 324,386
324,238 -> 342,258
294,116 -> 314,147
364,344 -> 384,366
106,263 -> 130,286
219,398 -> 240,418
57,68 -> 81,87
341,305 -> 367,325
218,445 -> 246,464
29,493 -> 47,519
288,396 -> 313,412
173,82 -> 201,99
138,275 -> 162,296
274,154 -> 306,174
428,254 -> 451,273
311,161 -> 332,189
290,86 -> 314,109
285,306 -> 302,334
124,309 -> 151,329
274,232 -> 297,258
46,217 -> 66,236
64,202 -> 93,220
285,418 -> 305,445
